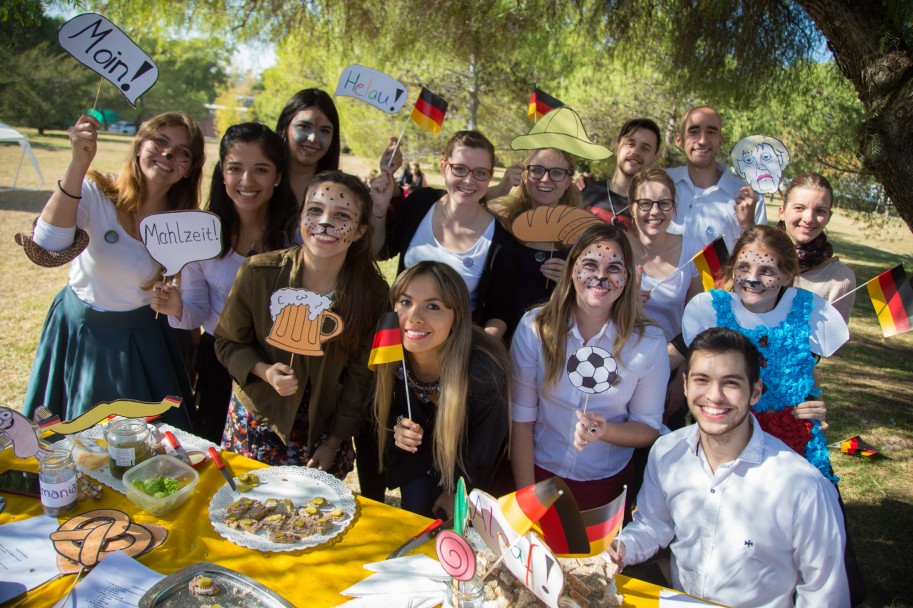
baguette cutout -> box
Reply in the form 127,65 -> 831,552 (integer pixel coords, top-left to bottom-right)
512,206 -> 601,245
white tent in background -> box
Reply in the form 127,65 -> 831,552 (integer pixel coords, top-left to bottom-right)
0,121 -> 44,189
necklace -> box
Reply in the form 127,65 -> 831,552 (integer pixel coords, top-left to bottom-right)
395,361 -> 441,404
238,228 -> 266,257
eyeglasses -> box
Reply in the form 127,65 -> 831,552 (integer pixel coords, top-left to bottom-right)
634,198 -> 675,212
445,162 -> 492,181
526,165 -> 571,182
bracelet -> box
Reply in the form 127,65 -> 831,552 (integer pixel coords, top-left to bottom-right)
57,180 -> 82,200
319,438 -> 341,454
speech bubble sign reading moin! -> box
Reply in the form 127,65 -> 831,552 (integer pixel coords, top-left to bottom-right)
58,13 -> 158,106
335,65 -> 408,114
140,211 -> 222,276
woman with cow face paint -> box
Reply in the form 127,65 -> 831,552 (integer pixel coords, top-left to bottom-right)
682,224 -> 849,483
214,171 -> 389,477
510,223 -> 669,514
22,112 -> 204,427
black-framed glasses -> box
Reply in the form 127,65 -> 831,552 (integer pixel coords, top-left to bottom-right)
445,162 -> 492,181
526,165 -> 571,182
634,198 -> 675,212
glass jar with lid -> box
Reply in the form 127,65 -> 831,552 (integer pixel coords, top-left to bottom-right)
105,418 -> 152,479
39,449 -> 78,516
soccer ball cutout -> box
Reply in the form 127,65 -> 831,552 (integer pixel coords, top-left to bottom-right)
566,346 -> 619,394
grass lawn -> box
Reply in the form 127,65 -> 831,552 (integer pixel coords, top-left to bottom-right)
2,128 -> 912,607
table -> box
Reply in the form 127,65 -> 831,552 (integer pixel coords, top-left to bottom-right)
0,447 -> 675,607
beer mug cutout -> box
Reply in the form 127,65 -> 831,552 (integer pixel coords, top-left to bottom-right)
266,288 -> 344,356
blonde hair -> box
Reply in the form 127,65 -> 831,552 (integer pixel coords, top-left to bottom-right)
535,223 -> 651,387
374,261 -> 509,491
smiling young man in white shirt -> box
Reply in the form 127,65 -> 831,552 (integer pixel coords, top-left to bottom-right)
609,327 -> 849,608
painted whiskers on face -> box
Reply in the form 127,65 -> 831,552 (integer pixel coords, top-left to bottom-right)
301,183 -> 366,257
573,241 -> 627,313
733,246 -> 788,313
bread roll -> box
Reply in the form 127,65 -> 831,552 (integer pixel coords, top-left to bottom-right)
511,206 -> 600,245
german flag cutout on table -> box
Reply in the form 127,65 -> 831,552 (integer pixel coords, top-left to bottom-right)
367,312 -> 404,371
692,236 -> 730,292
528,86 -> 564,122
409,87 -> 448,135
866,264 -> 913,337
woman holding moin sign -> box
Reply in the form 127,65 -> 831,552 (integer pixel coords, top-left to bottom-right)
510,223 -> 668,514
150,123 -> 297,442
375,261 -> 510,517
20,112 -> 204,427
214,171 -> 388,476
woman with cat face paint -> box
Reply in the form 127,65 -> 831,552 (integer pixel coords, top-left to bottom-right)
214,171 -> 389,477
510,223 -> 668,513
681,224 -> 849,482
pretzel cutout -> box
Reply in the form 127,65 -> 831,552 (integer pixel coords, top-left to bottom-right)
51,509 -> 161,569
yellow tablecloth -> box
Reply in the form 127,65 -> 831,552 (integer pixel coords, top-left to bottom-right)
0,447 -> 673,607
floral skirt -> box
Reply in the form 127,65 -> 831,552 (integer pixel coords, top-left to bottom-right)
221,394 -> 355,480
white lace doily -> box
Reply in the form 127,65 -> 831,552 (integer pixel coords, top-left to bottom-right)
208,466 -> 355,553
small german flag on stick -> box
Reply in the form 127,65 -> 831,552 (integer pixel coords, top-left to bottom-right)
692,236 -> 729,291
368,312 -> 404,370
866,264 -> 913,337
528,85 -> 564,122
410,86 -> 448,135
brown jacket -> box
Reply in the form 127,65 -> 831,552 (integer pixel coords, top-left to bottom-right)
214,246 -> 381,445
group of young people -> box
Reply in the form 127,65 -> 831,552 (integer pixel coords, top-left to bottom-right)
20,91 -> 860,606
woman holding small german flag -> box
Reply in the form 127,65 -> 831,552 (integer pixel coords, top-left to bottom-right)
376,131 -> 521,339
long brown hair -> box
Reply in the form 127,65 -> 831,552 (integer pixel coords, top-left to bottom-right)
374,261 -> 510,491
305,170 -> 388,358
498,149 -> 582,227
723,224 -> 800,290
535,223 -> 651,387
90,112 -> 205,216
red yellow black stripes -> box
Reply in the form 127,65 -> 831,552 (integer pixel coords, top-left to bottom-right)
498,478 -> 562,535
692,236 -> 730,291
867,264 -> 913,337
580,487 -> 626,555
409,87 -> 448,135
367,312 -> 404,370
528,86 -> 564,122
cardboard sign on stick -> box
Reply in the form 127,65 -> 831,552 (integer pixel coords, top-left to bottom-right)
58,14 -> 158,106
335,65 -> 408,114
511,206 -> 600,246
139,211 -> 222,276
267,289 -> 344,356
730,135 -> 790,195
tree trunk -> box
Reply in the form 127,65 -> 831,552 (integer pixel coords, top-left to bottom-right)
797,0 -> 913,234
467,51 -> 479,131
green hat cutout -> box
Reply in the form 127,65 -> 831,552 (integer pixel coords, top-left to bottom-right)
511,106 -> 611,160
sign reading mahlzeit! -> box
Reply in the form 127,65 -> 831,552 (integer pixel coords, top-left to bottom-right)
139,211 -> 222,276
58,13 -> 158,106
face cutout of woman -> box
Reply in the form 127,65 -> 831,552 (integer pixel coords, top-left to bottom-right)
524,149 -> 572,208
779,188 -> 832,245
572,240 -> 627,315
300,182 -> 366,260
287,107 -> 334,168
732,246 -> 790,313
394,275 -> 455,361
222,141 -> 280,214
633,180 -> 675,237
138,124 -> 193,187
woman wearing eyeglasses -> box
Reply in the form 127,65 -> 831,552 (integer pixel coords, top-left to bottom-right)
490,148 -> 583,329
377,130 -> 520,339
626,169 -> 703,342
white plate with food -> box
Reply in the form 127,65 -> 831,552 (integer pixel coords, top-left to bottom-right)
208,465 -> 356,552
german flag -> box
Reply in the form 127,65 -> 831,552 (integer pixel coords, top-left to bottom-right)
838,435 -> 879,458
367,312 -> 404,371
535,481 -> 590,556
528,86 -> 564,122
692,236 -> 729,291
578,487 -> 626,555
498,478 -> 563,536
409,87 -> 448,135
867,264 -> 913,337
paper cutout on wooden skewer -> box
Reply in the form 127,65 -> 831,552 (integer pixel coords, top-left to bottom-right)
139,211 -> 223,276
511,206 -> 600,246
267,288 -> 344,356
730,135 -> 790,195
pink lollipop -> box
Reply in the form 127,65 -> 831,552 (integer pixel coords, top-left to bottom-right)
435,530 -> 477,581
